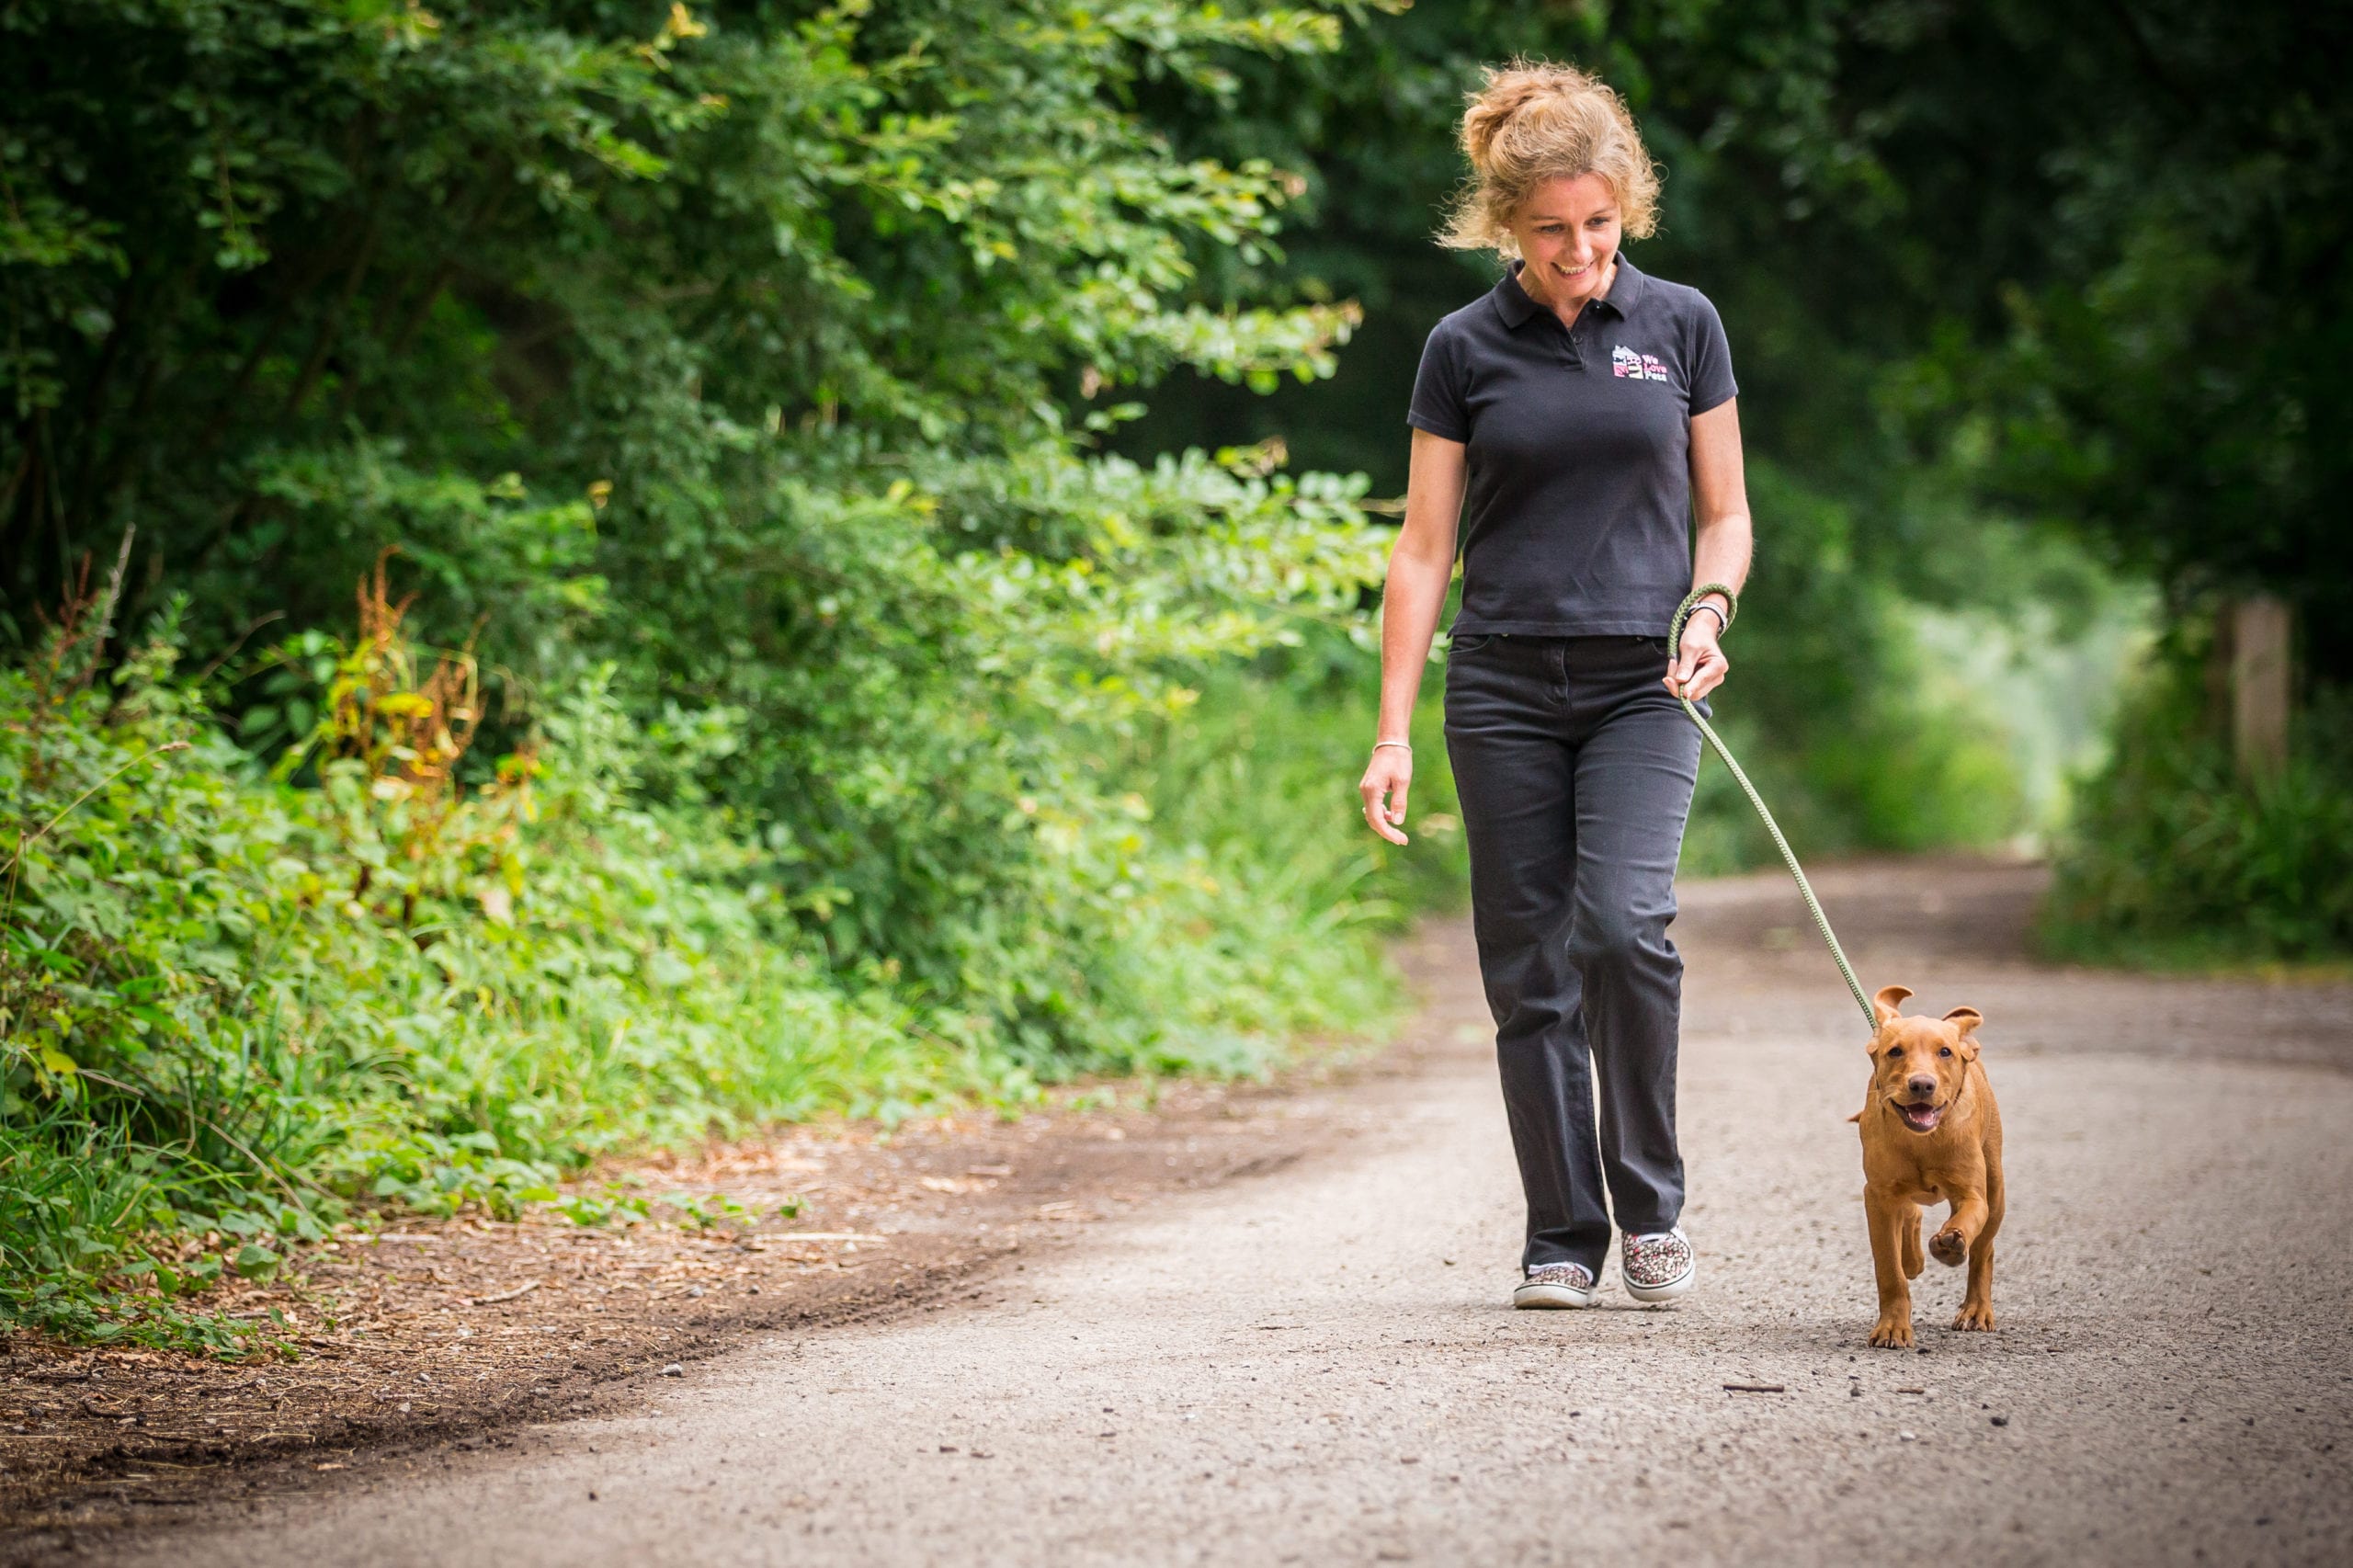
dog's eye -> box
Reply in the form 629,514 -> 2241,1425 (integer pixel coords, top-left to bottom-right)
1938,1046 -> 1953,1057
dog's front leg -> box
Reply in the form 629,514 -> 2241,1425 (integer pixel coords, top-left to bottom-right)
1955,1164 -> 2003,1332
1952,1237 -> 1995,1332
1929,1190 -> 1988,1268
1864,1187 -> 1915,1348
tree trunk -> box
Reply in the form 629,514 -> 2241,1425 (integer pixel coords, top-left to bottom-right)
2229,595 -> 2291,782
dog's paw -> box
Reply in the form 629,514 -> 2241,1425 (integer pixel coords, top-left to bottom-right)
1869,1314 -> 1915,1349
1929,1226 -> 1968,1267
1950,1301 -> 1995,1333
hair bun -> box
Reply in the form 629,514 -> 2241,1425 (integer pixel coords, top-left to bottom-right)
1441,58 -> 1662,252
1459,62 -> 1602,176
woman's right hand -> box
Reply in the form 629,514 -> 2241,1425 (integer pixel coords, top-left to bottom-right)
1360,429 -> 1465,851
1359,744 -> 1414,846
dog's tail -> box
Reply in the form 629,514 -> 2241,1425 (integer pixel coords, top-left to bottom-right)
1846,1108 -> 1863,1123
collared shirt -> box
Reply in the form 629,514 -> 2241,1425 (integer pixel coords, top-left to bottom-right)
1406,254 -> 1737,638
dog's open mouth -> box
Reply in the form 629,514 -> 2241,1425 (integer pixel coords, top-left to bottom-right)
1893,1099 -> 1944,1133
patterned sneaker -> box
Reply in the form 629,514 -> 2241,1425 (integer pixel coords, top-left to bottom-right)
1620,1227 -> 1696,1303
1512,1261 -> 1597,1310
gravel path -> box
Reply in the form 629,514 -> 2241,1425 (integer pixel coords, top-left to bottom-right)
114,861 -> 2353,1567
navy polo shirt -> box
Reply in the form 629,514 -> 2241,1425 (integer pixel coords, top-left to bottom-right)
1406,255 -> 1737,638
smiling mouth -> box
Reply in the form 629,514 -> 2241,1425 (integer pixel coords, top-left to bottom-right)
1892,1099 -> 1944,1133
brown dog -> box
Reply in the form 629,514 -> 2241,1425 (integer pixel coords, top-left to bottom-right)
1852,983 -> 2004,1348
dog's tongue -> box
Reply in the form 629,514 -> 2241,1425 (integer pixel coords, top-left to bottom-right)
1901,1103 -> 1940,1131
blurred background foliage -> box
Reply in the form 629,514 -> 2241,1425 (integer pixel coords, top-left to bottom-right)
1123,0 -> 2345,927
2,0 -> 2345,1345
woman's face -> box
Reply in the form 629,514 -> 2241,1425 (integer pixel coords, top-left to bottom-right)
1509,173 -> 1621,311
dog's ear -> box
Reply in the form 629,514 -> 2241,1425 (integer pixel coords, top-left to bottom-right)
1872,984 -> 1914,1028
1943,1006 -> 1984,1056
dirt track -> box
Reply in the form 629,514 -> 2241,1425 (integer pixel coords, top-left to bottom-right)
57,860 -> 2353,1563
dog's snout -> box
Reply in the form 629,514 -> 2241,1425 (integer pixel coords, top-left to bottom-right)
1905,1074 -> 1937,1099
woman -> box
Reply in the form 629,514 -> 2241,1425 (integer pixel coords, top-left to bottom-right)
1358,61 -> 1752,1310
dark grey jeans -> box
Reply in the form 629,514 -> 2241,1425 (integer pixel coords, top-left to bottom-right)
1442,633 -> 1705,1278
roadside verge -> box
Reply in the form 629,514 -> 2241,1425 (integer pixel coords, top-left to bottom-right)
0,929 -> 1457,1548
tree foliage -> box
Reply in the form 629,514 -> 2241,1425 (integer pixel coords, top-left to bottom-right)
3,0 -> 1369,620
2,0 -> 1409,993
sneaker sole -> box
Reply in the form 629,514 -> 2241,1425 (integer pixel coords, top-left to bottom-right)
1622,1266 -> 1694,1304
1511,1282 -> 1596,1310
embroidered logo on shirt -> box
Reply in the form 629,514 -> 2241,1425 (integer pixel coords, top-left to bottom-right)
1611,346 -> 1671,382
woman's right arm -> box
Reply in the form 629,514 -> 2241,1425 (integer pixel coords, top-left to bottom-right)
1358,427 -> 1468,846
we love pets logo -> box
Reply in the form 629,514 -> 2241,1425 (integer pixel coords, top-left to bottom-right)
1611,345 -> 1670,382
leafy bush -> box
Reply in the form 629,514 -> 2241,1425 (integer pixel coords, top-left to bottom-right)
2041,647 -> 2353,965
0,581 -> 1429,1347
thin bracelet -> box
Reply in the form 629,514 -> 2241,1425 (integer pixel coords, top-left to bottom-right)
1689,602 -> 1728,634
1372,740 -> 1412,753
1689,580 -> 1739,631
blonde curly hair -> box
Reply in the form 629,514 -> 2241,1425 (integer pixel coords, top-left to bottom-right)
1440,60 -> 1662,256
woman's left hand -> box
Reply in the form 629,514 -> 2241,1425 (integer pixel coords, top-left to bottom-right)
1663,616 -> 1730,702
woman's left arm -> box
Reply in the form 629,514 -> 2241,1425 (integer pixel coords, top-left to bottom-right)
1666,397 -> 1755,701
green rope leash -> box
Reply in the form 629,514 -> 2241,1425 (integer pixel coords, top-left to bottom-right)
1669,585 -> 1878,1036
